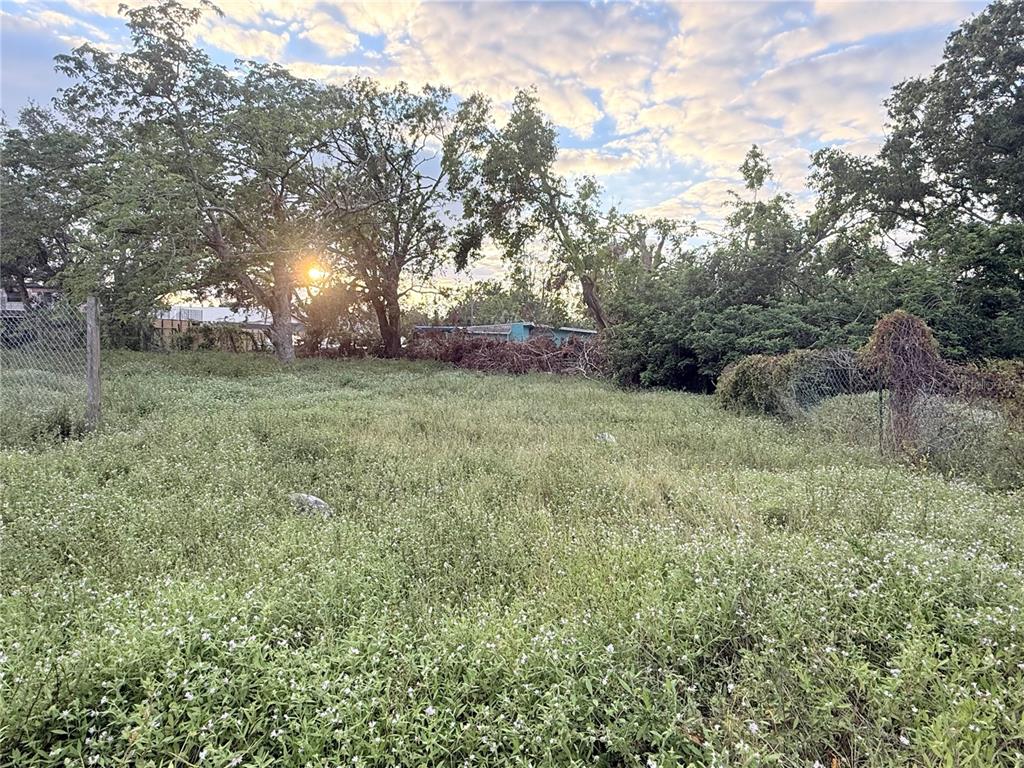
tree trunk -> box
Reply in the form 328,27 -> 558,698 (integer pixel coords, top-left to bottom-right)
269,258 -> 295,364
373,279 -> 403,357
579,274 -> 609,331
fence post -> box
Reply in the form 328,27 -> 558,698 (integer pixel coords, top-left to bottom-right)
85,295 -> 101,431
877,384 -> 884,455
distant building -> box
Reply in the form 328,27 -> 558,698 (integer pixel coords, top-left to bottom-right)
1,285 -> 61,317
412,321 -> 596,346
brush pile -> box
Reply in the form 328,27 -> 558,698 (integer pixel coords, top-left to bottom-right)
406,332 -> 608,377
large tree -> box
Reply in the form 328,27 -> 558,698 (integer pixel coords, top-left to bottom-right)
1,105 -> 204,323
810,0 -> 1023,358
317,80 -> 490,356
56,1 -> 335,362
0,108 -> 89,302
459,90 -> 680,331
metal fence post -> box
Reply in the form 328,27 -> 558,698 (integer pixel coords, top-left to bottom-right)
877,384 -> 884,456
85,295 -> 101,431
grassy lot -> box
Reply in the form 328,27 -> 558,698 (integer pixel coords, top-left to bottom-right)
2,352 -> 1022,767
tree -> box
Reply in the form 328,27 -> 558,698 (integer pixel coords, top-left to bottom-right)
460,90 -> 683,331
294,276 -> 379,355
1,104 -> 204,326
442,264 -> 577,328
1,109 -> 84,302
56,1 -> 333,362
810,0 -> 1024,359
318,80 -> 490,356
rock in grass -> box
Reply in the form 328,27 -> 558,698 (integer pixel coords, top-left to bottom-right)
595,432 -> 617,444
288,493 -> 334,518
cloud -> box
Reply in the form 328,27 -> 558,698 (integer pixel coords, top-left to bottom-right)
62,0 -> 145,16
379,2 -> 667,137
30,8 -> 109,40
331,0 -> 420,36
2,0 -> 985,232
301,10 -> 358,58
749,38 -> 947,143
639,177 -> 738,228
199,20 -> 289,61
555,148 -> 641,177
284,60 -> 365,84
767,2 -> 975,64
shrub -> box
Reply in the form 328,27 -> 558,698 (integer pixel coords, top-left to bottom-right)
716,348 -> 864,419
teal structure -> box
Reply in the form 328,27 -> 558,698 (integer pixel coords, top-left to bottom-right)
413,321 -> 596,346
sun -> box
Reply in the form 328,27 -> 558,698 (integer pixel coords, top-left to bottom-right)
307,264 -> 327,283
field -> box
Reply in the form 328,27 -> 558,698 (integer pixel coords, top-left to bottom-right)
2,352 -> 1023,767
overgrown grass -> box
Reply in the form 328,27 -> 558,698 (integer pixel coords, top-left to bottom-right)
2,351 -> 1022,766
0,360 -> 87,446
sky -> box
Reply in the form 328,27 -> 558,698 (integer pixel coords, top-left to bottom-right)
0,0 -> 987,283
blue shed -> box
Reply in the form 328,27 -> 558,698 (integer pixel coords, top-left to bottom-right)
413,321 -> 596,346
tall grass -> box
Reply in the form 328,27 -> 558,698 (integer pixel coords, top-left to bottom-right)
2,352 -> 1022,766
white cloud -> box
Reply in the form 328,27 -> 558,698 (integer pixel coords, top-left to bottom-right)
749,38 -> 947,143
378,2 -> 667,137
639,177 -> 738,229
199,20 -> 289,61
62,0 -> 145,16
284,60 -> 365,84
330,0 -> 420,36
301,11 -> 359,58
767,2 -> 975,64
31,8 -> 109,39
555,148 -> 640,177
3,0 -> 985,228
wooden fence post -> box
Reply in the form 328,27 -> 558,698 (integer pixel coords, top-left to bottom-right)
85,295 -> 101,431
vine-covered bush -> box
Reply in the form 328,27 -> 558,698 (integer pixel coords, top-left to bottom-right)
715,348 -> 863,419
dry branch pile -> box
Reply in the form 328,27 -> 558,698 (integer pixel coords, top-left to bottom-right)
406,332 -> 608,377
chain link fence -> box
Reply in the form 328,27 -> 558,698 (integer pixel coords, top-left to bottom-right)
1,296 -> 100,446
717,319 -> 1022,486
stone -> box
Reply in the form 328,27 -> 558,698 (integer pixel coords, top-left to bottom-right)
595,432 -> 617,444
288,492 -> 334,518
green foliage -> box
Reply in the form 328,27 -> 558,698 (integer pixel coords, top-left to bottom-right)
3,354 -> 1024,765
806,0 -> 1024,361
609,4 -> 1022,388
0,376 -> 86,446
459,89 -> 682,330
0,108 -> 92,300
320,79 -> 496,356
715,349 -> 861,418
296,281 -> 380,356
442,266 -> 580,328
606,263 -> 830,391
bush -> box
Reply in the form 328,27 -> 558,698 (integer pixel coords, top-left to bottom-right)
605,271 -> 823,392
716,348 -> 864,419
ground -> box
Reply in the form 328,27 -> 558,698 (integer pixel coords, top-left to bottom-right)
1,352 -> 1022,767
